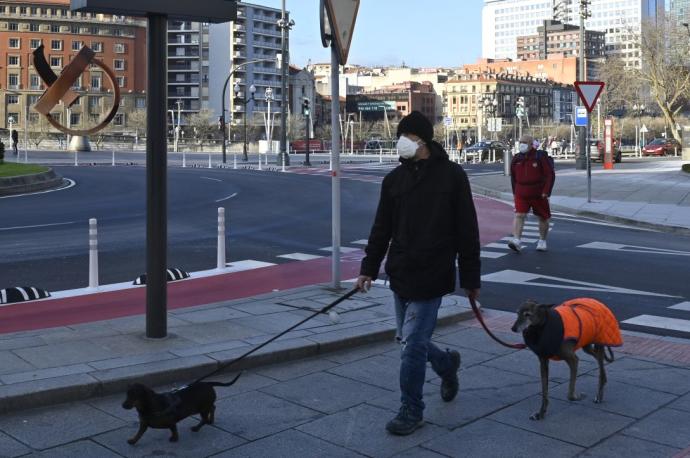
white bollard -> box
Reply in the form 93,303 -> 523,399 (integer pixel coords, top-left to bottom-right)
258,153 -> 262,171
329,151 -> 333,171
379,146 -> 383,164
233,152 -> 237,170
183,150 -> 187,168
208,151 -> 212,169
111,149 -> 115,166
217,207 -> 226,269
74,150 -> 78,167
281,154 -> 286,172
265,153 -> 268,166
89,218 -> 99,288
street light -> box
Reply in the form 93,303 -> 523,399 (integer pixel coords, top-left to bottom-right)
276,0 -> 295,167
233,83 -> 256,161
220,58 -> 276,164
633,103 -> 645,154
264,87 -> 274,154
7,116 -> 15,149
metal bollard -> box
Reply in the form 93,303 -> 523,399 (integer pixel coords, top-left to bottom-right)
74,150 -> 79,167
89,218 -> 99,288
217,207 -> 226,269
111,149 -> 115,166
503,149 -> 511,176
258,153 -> 263,171
379,146 -> 383,164
208,151 -> 212,169
329,151 -> 333,171
183,150 -> 187,168
233,152 -> 237,170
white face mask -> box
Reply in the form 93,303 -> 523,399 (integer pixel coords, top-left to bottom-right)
397,136 -> 421,159
518,143 -> 529,153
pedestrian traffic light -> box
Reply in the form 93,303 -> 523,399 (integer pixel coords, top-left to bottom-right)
302,98 -> 310,116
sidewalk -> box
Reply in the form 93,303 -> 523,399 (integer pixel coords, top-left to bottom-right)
0,306 -> 688,457
469,159 -> 690,233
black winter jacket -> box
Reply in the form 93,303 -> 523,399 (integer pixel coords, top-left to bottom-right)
359,141 -> 481,299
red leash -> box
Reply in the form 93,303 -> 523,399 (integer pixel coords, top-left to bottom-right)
469,297 -> 526,350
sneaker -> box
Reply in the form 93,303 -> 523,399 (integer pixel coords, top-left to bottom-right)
441,350 -> 461,402
536,239 -> 547,252
385,406 -> 424,436
508,238 -> 522,253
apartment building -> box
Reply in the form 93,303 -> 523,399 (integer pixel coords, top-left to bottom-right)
208,1 -> 286,127
482,0 -> 664,69
516,20 -> 605,62
0,0 -> 146,133
346,81 -> 437,123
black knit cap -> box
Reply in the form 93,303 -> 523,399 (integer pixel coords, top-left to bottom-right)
396,111 -> 433,144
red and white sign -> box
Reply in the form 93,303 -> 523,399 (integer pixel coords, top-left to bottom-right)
604,117 -> 614,170
575,81 -> 605,113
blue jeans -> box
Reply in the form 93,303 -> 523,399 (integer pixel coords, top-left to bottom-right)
394,293 -> 453,417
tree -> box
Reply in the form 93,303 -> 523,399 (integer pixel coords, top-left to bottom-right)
597,55 -> 641,116
188,108 -> 217,149
27,115 -> 50,149
126,108 -> 147,144
633,18 -> 690,142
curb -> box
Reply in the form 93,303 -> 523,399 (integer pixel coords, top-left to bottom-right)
0,307 -> 475,415
0,168 -> 64,196
470,182 -> 690,237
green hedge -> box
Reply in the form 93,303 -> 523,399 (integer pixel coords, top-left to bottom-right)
683,164 -> 690,173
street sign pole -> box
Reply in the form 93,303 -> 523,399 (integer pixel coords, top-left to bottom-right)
574,81 -> 605,204
330,44 -> 341,289
586,113 -> 592,203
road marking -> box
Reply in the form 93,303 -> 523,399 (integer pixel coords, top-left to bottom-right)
484,242 -> 511,250
225,260 -> 276,270
480,250 -> 508,259
552,215 -> 656,231
319,246 -> 361,253
501,236 -> 538,243
0,178 -> 76,199
215,192 -> 238,203
578,242 -> 690,257
669,302 -> 690,311
481,269 -> 678,297
350,239 -> 369,245
622,315 -> 690,333
277,253 -> 323,261
201,176 -> 222,182
0,221 -> 77,231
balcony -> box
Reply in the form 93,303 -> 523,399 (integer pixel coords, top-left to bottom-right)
168,62 -> 200,72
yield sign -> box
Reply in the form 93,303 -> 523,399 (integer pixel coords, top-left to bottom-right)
574,81 -> 605,113
323,0 -> 360,64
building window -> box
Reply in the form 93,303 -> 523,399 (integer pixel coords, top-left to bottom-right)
114,113 -> 125,125
8,55 -> 19,66
9,22 -> 19,31
91,75 -> 102,89
30,6 -> 38,14
90,26 -> 99,35
71,25 -> 79,34
70,76 -> 82,90
92,42 -> 103,52
7,95 -> 19,104
28,112 -> 40,124
72,40 -> 82,51
114,43 -> 125,53
7,113 -> 19,124
50,57 -> 62,67
50,24 -> 60,33
30,74 -> 41,89
113,59 -> 125,70
51,39 -> 62,50
70,113 -> 81,126
135,97 -> 146,109
29,23 -> 39,32
9,38 -> 20,48
8,74 -> 19,88
116,76 -> 126,87
88,96 -> 101,109
112,28 -> 122,36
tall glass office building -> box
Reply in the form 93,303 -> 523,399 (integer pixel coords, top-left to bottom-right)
671,0 -> 690,25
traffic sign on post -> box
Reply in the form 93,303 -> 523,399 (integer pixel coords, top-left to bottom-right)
444,116 -> 453,126
575,81 -> 605,113
575,106 -> 587,127
323,0 -> 360,64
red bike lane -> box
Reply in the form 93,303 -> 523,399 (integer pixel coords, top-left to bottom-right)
0,195 -> 512,334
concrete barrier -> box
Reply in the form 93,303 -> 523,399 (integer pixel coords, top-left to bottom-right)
0,168 -> 64,196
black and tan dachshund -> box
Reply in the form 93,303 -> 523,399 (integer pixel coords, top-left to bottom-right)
122,373 -> 241,444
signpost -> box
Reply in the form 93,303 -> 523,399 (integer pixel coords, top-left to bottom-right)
640,124 -> 648,150
574,81 -> 605,203
321,0 -> 360,290
70,0 -> 237,339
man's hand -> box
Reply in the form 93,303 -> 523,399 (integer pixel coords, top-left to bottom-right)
464,288 -> 480,302
356,275 -> 372,293
541,193 -> 549,200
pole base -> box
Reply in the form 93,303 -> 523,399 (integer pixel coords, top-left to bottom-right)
276,152 -> 290,166
575,157 -> 587,170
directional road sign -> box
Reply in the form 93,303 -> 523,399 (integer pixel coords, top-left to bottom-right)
574,81 -> 605,113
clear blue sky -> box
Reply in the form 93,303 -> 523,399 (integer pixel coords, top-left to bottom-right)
252,0 -> 484,68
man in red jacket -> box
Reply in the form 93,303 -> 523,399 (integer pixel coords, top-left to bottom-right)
508,134 -> 554,252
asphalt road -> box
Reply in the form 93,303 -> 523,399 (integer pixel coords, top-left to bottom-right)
1,160 -> 689,340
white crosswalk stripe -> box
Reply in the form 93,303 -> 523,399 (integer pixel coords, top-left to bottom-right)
621,301 -> 690,336
481,250 -> 508,259
276,253 -> 323,261
319,246 -> 361,253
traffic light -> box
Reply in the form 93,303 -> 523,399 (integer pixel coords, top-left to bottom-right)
302,98 -> 310,116
218,116 -> 224,131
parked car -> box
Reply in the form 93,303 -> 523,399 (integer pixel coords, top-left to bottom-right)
463,140 -> 506,162
642,138 -> 681,156
589,139 -> 622,163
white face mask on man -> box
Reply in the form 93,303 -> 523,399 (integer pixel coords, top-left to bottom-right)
518,142 -> 530,153
397,136 -> 422,159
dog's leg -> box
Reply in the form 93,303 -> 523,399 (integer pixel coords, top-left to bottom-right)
169,424 -> 179,442
593,344 -> 607,403
127,423 -> 148,445
562,346 -> 585,401
531,357 -> 549,420
209,404 -> 215,424
192,412 -> 208,432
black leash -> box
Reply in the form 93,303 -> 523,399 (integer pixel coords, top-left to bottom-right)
191,287 -> 359,385
469,297 -> 526,350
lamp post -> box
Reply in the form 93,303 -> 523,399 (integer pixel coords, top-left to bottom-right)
633,103 -> 645,155
264,87 -> 274,153
234,83 -> 256,161
7,116 -> 14,148
276,0 -> 294,167
220,58 -> 276,164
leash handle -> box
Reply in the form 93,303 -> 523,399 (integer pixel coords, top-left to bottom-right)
469,297 -> 526,350
192,287 -> 359,384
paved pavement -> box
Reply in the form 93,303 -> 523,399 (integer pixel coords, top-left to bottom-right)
469,158 -> 690,233
1,157 -> 689,456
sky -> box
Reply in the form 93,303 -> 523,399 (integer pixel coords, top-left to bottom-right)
251,0 -> 485,68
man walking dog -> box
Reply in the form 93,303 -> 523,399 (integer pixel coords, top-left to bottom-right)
508,134 -> 554,253
357,111 -> 481,436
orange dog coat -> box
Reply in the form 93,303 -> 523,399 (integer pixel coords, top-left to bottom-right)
555,298 -> 623,351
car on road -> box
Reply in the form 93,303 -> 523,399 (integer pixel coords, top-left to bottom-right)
642,138 -> 681,156
589,139 -> 622,163
463,140 -> 506,162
